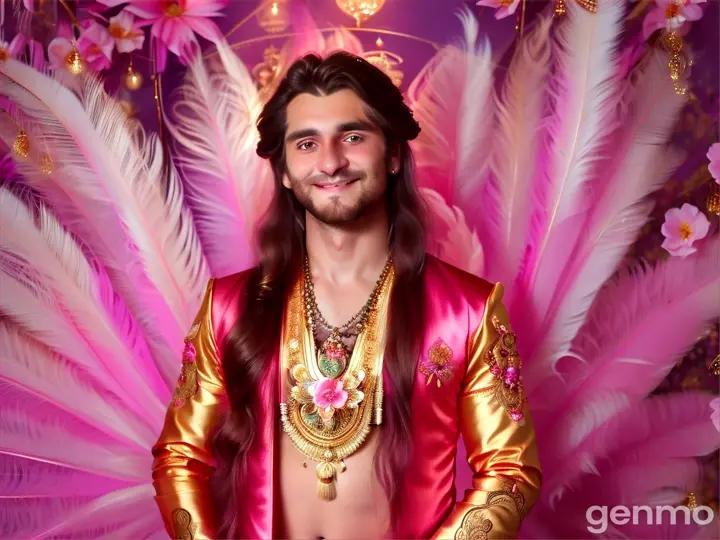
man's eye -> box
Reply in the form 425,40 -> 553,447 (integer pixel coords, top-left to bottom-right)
298,141 -> 315,151
345,134 -> 363,143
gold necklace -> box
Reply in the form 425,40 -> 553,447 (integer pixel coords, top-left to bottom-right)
280,259 -> 393,501
303,255 -> 392,379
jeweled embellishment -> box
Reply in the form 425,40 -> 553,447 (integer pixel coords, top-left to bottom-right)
420,338 -> 455,387
289,364 -> 365,430
485,316 -> 525,421
318,332 -> 349,379
172,342 -> 199,407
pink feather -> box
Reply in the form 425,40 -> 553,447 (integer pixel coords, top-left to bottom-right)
513,0 -> 625,378
542,392 -> 720,498
325,27 -> 365,56
475,15 -> 553,286
0,188 -> 169,412
408,9 -> 494,213
167,39 -> 266,277
0,322 -> 159,449
0,60 -> 209,385
526,48 -> 687,386
421,187 -> 484,276
534,237 -> 720,463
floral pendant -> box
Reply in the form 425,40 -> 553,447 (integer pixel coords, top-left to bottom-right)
318,332 -> 348,379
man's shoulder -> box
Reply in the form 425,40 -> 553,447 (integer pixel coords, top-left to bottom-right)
209,266 -> 258,347
424,254 -> 495,301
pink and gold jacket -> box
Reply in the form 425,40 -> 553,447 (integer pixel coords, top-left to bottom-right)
151,255 -> 543,539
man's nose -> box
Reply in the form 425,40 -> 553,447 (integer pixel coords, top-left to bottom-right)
317,142 -> 349,177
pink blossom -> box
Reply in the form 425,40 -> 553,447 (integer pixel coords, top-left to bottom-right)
643,0 -> 706,39
476,0 -> 520,20
660,203 -> 710,258
107,11 -> 146,53
76,21 -> 115,72
98,0 -> 227,71
311,378 -> 348,410
48,38 -> 75,71
707,143 -> 720,184
712,398 -> 720,433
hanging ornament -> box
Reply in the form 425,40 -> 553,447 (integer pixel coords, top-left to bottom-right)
686,492 -> 697,511
256,0 -> 289,33
65,45 -> 84,75
124,66 -> 143,91
39,153 -> 53,175
664,31 -> 688,96
13,130 -> 29,158
336,0 -> 386,27
554,0 -> 567,15
711,354 -> 720,375
707,191 -> 720,215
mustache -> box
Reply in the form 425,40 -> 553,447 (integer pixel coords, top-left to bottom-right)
308,170 -> 365,185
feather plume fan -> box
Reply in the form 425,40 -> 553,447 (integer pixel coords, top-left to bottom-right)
408,9 -> 494,217
513,0 -> 626,382
475,15 -> 553,285
0,59 -> 209,385
0,5 -> 718,540
166,38 -> 268,277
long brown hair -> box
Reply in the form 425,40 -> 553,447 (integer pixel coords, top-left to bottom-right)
211,52 -> 427,537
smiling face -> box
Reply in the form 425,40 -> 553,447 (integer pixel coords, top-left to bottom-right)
282,89 -> 400,226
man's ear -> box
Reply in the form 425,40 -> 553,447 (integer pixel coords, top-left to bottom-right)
388,145 -> 401,174
282,173 -> 291,189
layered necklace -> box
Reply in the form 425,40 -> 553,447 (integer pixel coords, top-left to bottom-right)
303,255 -> 392,380
279,255 -> 393,501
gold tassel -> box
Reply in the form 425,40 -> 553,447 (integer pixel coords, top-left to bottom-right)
316,461 -> 337,501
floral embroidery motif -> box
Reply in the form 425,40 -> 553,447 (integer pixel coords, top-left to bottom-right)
172,508 -> 197,540
455,508 -> 493,540
484,316 -> 525,421
172,342 -> 199,408
420,338 -> 455,387
488,479 -> 526,518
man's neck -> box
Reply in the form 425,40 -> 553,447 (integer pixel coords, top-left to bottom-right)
305,208 -> 390,286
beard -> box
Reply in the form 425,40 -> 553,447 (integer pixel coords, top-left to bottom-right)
287,169 -> 386,226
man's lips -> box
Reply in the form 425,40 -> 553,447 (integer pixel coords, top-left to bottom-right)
314,178 -> 360,190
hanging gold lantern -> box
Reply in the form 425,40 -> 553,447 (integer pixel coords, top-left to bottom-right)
124,66 -> 143,91
65,45 -> 84,75
257,0 -> 289,33
707,191 -> 720,215
363,50 -> 403,87
13,130 -> 29,158
336,0 -> 386,26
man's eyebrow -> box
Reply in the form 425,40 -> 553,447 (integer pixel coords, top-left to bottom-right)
284,120 -> 377,143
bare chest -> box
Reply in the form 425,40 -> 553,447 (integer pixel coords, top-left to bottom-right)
278,430 -> 390,539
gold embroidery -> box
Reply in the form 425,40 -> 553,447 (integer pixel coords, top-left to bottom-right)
487,479 -> 526,519
454,508 -> 493,540
172,342 -> 199,407
171,508 -> 197,540
484,316 -> 525,421
420,338 -> 454,387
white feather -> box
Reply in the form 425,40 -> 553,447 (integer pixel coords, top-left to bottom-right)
166,39 -> 267,277
0,60 -> 208,385
0,323 -> 155,448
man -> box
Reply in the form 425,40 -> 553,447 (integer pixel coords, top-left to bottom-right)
151,51 -> 542,539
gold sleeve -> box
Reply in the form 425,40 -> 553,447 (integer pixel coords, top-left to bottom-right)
151,278 -> 225,539
433,283 -> 542,540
